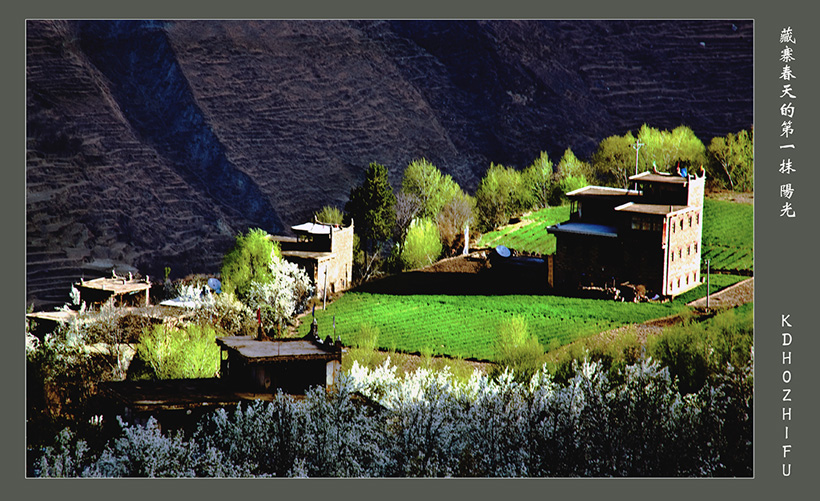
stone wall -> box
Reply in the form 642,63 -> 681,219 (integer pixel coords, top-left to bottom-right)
664,206 -> 703,296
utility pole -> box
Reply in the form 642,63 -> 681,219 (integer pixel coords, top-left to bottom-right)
706,259 -> 710,311
631,139 -> 644,191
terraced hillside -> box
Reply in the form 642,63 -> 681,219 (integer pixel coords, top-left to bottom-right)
26,20 -> 752,308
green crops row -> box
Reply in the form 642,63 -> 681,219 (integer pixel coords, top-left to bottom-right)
300,274 -> 748,363
300,293 -> 676,362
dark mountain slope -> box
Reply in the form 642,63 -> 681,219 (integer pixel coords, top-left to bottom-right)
26,20 -> 752,308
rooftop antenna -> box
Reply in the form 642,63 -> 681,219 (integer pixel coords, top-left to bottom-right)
631,139 -> 644,191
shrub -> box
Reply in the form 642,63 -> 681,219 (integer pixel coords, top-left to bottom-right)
137,324 -> 222,379
314,205 -> 344,225
493,316 -> 545,382
400,218 -> 443,270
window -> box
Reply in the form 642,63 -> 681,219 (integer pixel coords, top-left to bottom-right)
694,242 -> 698,252
677,278 -> 681,288
687,245 -> 691,256
671,251 -> 674,262
688,216 -> 692,227
696,213 -> 700,225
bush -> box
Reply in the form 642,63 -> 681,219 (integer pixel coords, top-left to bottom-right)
314,205 -> 344,225
493,316 -> 545,382
400,218 -> 443,270
137,324 -> 222,379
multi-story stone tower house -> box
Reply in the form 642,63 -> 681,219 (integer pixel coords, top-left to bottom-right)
547,170 -> 706,297
271,219 -> 354,299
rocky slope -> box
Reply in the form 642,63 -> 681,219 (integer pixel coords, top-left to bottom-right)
26,20 -> 752,308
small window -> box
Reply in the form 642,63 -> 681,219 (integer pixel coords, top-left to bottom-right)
680,219 -> 683,230
688,216 -> 692,227
679,249 -> 682,258
677,278 -> 681,288
671,252 -> 675,262
694,243 -> 698,252
687,245 -> 691,256
696,213 -> 700,225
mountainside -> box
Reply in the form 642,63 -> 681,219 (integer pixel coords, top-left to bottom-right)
26,19 -> 752,308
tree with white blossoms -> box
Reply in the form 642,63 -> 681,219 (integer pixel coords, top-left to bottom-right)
246,255 -> 313,336
34,355 -> 752,477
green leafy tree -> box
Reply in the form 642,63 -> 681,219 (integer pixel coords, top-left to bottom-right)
400,159 -> 461,220
400,217 -> 443,270
345,163 -> 397,250
707,129 -> 753,191
591,131 -> 638,188
554,147 -> 590,180
475,163 -> 529,232
637,124 -> 707,174
522,151 -> 553,210
220,228 -> 280,300
313,205 -> 344,225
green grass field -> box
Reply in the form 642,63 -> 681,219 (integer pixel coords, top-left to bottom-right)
475,205 -> 570,255
701,198 -> 753,273
299,274 -> 746,362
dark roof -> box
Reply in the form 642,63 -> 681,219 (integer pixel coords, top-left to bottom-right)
99,378 -> 280,412
614,202 -> 688,215
217,336 -> 341,362
566,186 -> 639,198
630,171 -> 687,184
547,222 -> 619,238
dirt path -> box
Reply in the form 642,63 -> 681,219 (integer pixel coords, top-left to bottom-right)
686,277 -> 753,309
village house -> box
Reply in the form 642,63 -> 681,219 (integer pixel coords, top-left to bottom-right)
98,331 -> 344,432
547,170 -> 705,298
270,219 -> 354,299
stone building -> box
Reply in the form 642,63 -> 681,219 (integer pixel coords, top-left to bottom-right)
547,170 -> 705,297
270,220 -> 354,299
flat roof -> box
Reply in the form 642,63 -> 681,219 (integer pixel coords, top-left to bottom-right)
566,186 -> 640,198
281,249 -> 334,261
547,222 -> 619,238
614,202 -> 689,215
217,336 -> 340,362
630,171 -> 687,184
291,222 -> 332,235
78,277 -> 151,294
